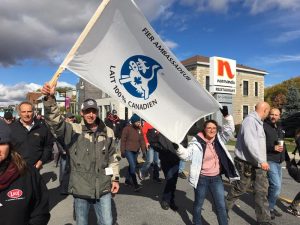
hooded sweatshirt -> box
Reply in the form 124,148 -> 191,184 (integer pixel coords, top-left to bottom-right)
235,111 -> 266,167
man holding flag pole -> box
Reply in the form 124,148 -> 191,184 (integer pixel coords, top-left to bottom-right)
43,0 -> 221,223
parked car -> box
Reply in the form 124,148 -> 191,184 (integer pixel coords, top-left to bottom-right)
281,112 -> 300,137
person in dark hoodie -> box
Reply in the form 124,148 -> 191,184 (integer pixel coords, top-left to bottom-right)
264,108 -> 290,219
0,120 -> 50,225
146,128 -> 181,211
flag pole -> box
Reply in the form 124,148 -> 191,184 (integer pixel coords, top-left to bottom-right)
49,0 -> 111,86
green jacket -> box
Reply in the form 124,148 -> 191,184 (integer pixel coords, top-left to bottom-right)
43,96 -> 119,199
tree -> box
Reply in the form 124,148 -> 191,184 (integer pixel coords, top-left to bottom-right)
282,84 -> 300,117
272,93 -> 286,110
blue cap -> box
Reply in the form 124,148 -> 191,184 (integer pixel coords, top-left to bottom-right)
130,114 -> 141,123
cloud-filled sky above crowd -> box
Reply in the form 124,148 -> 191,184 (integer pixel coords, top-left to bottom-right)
0,0 -> 300,105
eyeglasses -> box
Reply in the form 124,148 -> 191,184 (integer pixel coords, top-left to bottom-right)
205,127 -> 217,130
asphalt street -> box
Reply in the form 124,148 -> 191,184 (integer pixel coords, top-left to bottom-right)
42,150 -> 300,225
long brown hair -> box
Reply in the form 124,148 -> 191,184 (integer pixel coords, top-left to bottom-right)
9,144 -> 27,175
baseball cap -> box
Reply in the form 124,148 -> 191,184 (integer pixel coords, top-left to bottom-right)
4,112 -> 13,120
81,99 -> 98,111
0,119 -> 11,144
66,112 -> 75,118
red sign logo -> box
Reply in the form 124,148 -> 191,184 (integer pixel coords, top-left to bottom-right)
7,189 -> 23,199
217,60 -> 235,79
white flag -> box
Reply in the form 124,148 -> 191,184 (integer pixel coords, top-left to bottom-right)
65,0 -> 220,143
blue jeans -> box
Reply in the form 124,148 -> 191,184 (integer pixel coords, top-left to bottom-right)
125,150 -> 139,186
193,175 -> 228,225
141,147 -> 160,178
179,160 -> 186,173
161,163 -> 179,203
267,161 -> 282,210
74,193 -> 112,225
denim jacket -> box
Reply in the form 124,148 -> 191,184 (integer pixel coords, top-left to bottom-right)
176,115 -> 240,188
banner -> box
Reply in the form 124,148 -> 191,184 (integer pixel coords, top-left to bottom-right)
65,0 -> 220,143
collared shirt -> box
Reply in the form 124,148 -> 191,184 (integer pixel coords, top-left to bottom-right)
20,120 -> 35,131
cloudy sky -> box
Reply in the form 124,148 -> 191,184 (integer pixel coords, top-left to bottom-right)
1,0 -> 300,105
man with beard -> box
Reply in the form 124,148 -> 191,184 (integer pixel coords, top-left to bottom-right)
264,108 -> 289,220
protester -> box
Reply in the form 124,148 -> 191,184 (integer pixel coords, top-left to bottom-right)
226,102 -> 274,225
105,110 -> 126,161
147,128 -> 180,211
42,83 -> 120,225
178,160 -> 187,179
138,120 -> 162,183
3,111 -> 14,124
176,107 -> 239,225
286,128 -> 300,217
10,101 -> 54,170
0,120 -> 50,225
264,108 -> 290,219
65,112 -> 77,123
121,114 -> 146,191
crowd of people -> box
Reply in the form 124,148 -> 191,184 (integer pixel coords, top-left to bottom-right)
0,81 -> 299,225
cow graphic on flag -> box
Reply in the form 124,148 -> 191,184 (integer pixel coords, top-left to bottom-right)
119,55 -> 162,100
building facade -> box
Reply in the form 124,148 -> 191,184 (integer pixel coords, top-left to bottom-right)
182,55 -> 266,125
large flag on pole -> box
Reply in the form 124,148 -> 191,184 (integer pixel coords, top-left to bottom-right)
63,0 -> 220,143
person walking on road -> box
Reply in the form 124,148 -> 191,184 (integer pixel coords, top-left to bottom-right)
264,108 -> 290,219
105,110 -> 126,161
3,111 -> 14,125
139,121 -> 162,183
10,101 -> 54,170
286,128 -> 300,217
120,114 -> 146,191
147,128 -> 181,211
42,83 -> 120,225
176,107 -> 239,225
226,102 -> 275,225
0,120 -> 50,225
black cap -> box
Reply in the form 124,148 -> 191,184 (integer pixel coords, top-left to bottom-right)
66,112 -> 75,118
81,99 -> 98,111
0,119 -> 11,144
4,112 -> 13,120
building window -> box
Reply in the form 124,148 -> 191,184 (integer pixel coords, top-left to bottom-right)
243,80 -> 249,96
254,82 -> 258,96
243,105 -> 249,119
205,76 -> 210,91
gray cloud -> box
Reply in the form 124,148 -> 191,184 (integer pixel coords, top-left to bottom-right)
0,81 -> 74,105
0,0 -> 178,67
1,0 -> 299,68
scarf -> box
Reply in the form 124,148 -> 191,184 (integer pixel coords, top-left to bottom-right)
0,162 -> 19,191
108,114 -> 120,123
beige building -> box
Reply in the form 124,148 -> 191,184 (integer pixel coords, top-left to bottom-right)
182,55 -> 267,125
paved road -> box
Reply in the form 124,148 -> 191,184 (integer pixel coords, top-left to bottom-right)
42,151 -> 300,225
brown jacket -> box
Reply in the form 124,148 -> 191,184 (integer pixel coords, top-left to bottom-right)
121,124 -> 146,155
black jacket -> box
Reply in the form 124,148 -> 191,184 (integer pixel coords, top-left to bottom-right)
264,119 -> 289,163
146,129 -> 180,166
104,118 -> 127,139
10,119 -> 54,165
0,166 -> 50,225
